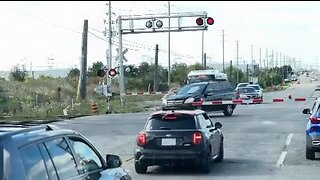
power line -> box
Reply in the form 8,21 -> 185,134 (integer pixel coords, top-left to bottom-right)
89,27 -> 105,34
0,2 -> 82,34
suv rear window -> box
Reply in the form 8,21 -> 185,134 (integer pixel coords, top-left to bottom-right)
177,83 -> 206,96
239,87 -> 256,93
146,114 -> 196,130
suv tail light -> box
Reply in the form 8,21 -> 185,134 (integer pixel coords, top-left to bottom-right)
163,114 -> 178,120
192,97 -> 204,106
310,116 -> 320,124
137,132 -> 146,146
192,132 -> 203,145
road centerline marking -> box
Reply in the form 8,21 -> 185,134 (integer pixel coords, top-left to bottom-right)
285,133 -> 294,147
276,133 -> 293,168
276,151 -> 287,168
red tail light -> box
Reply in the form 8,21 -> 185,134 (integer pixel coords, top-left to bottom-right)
163,114 -> 177,120
192,97 -> 204,106
137,132 -> 146,146
192,132 -> 203,145
310,116 -> 320,124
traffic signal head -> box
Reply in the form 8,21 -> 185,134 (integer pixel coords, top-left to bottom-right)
196,17 -> 214,26
145,20 -> 153,28
196,18 -> 204,26
207,17 -> 214,25
97,69 -> 105,77
155,20 -> 163,28
146,19 -> 163,28
108,68 -> 117,77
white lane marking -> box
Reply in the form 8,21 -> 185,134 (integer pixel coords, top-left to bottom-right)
276,151 -> 288,168
285,133 -> 294,147
276,133 -> 294,168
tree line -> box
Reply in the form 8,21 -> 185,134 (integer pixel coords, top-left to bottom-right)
8,61 -> 293,91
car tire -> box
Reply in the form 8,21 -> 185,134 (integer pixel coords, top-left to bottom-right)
223,105 -> 234,116
215,139 -> 224,162
201,149 -> 211,173
135,162 -> 148,174
306,148 -> 315,160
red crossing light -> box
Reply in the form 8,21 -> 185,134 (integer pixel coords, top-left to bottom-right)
97,69 -> 105,77
108,68 -> 117,77
196,18 -> 204,26
207,17 -> 214,25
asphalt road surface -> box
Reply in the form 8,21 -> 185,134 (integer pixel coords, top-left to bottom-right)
52,75 -> 320,180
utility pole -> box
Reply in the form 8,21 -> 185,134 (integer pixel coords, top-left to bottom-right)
236,40 -> 239,83
77,19 -> 88,101
258,64 -> 260,82
276,51 -> 278,67
168,1 -> 171,88
118,16 -> 125,108
229,60 -> 233,83
203,53 -> 207,69
259,48 -> 262,68
154,44 -> 159,92
246,64 -> 249,82
222,29 -> 225,72
250,45 -> 253,82
251,45 -> 254,67
108,1 -> 112,86
271,49 -> 274,68
266,48 -> 268,69
280,52 -> 282,67
202,30 -> 204,68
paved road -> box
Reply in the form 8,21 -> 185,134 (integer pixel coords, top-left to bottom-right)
52,75 -> 320,180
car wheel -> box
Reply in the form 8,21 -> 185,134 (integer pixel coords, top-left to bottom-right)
135,162 -> 148,174
306,148 -> 315,160
223,105 -> 234,116
200,149 -> 211,173
215,139 -> 224,162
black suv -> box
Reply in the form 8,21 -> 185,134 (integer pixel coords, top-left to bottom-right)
134,107 -> 224,174
0,124 -> 131,180
163,81 -> 237,116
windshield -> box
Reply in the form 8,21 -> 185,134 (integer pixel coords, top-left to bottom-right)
248,85 -> 260,90
239,87 -> 256,93
177,84 -> 206,95
146,115 -> 196,130
237,83 -> 249,88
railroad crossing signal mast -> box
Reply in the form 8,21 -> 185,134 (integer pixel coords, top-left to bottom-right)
117,12 -> 214,107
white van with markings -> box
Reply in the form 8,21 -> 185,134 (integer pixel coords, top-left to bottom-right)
186,69 -> 228,84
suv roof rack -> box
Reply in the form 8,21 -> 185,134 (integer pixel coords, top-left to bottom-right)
1,124 -> 60,137
161,106 -> 202,111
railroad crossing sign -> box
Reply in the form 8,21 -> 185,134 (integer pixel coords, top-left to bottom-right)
115,48 -> 128,62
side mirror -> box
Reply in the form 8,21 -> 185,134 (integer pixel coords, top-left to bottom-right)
106,154 -> 122,168
302,108 -> 311,114
214,122 -> 222,129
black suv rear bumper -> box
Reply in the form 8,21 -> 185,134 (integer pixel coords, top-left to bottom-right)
134,148 -> 207,166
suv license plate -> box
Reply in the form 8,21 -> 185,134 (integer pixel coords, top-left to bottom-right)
161,138 -> 176,146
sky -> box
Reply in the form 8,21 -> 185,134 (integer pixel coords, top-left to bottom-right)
0,1 -> 320,71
